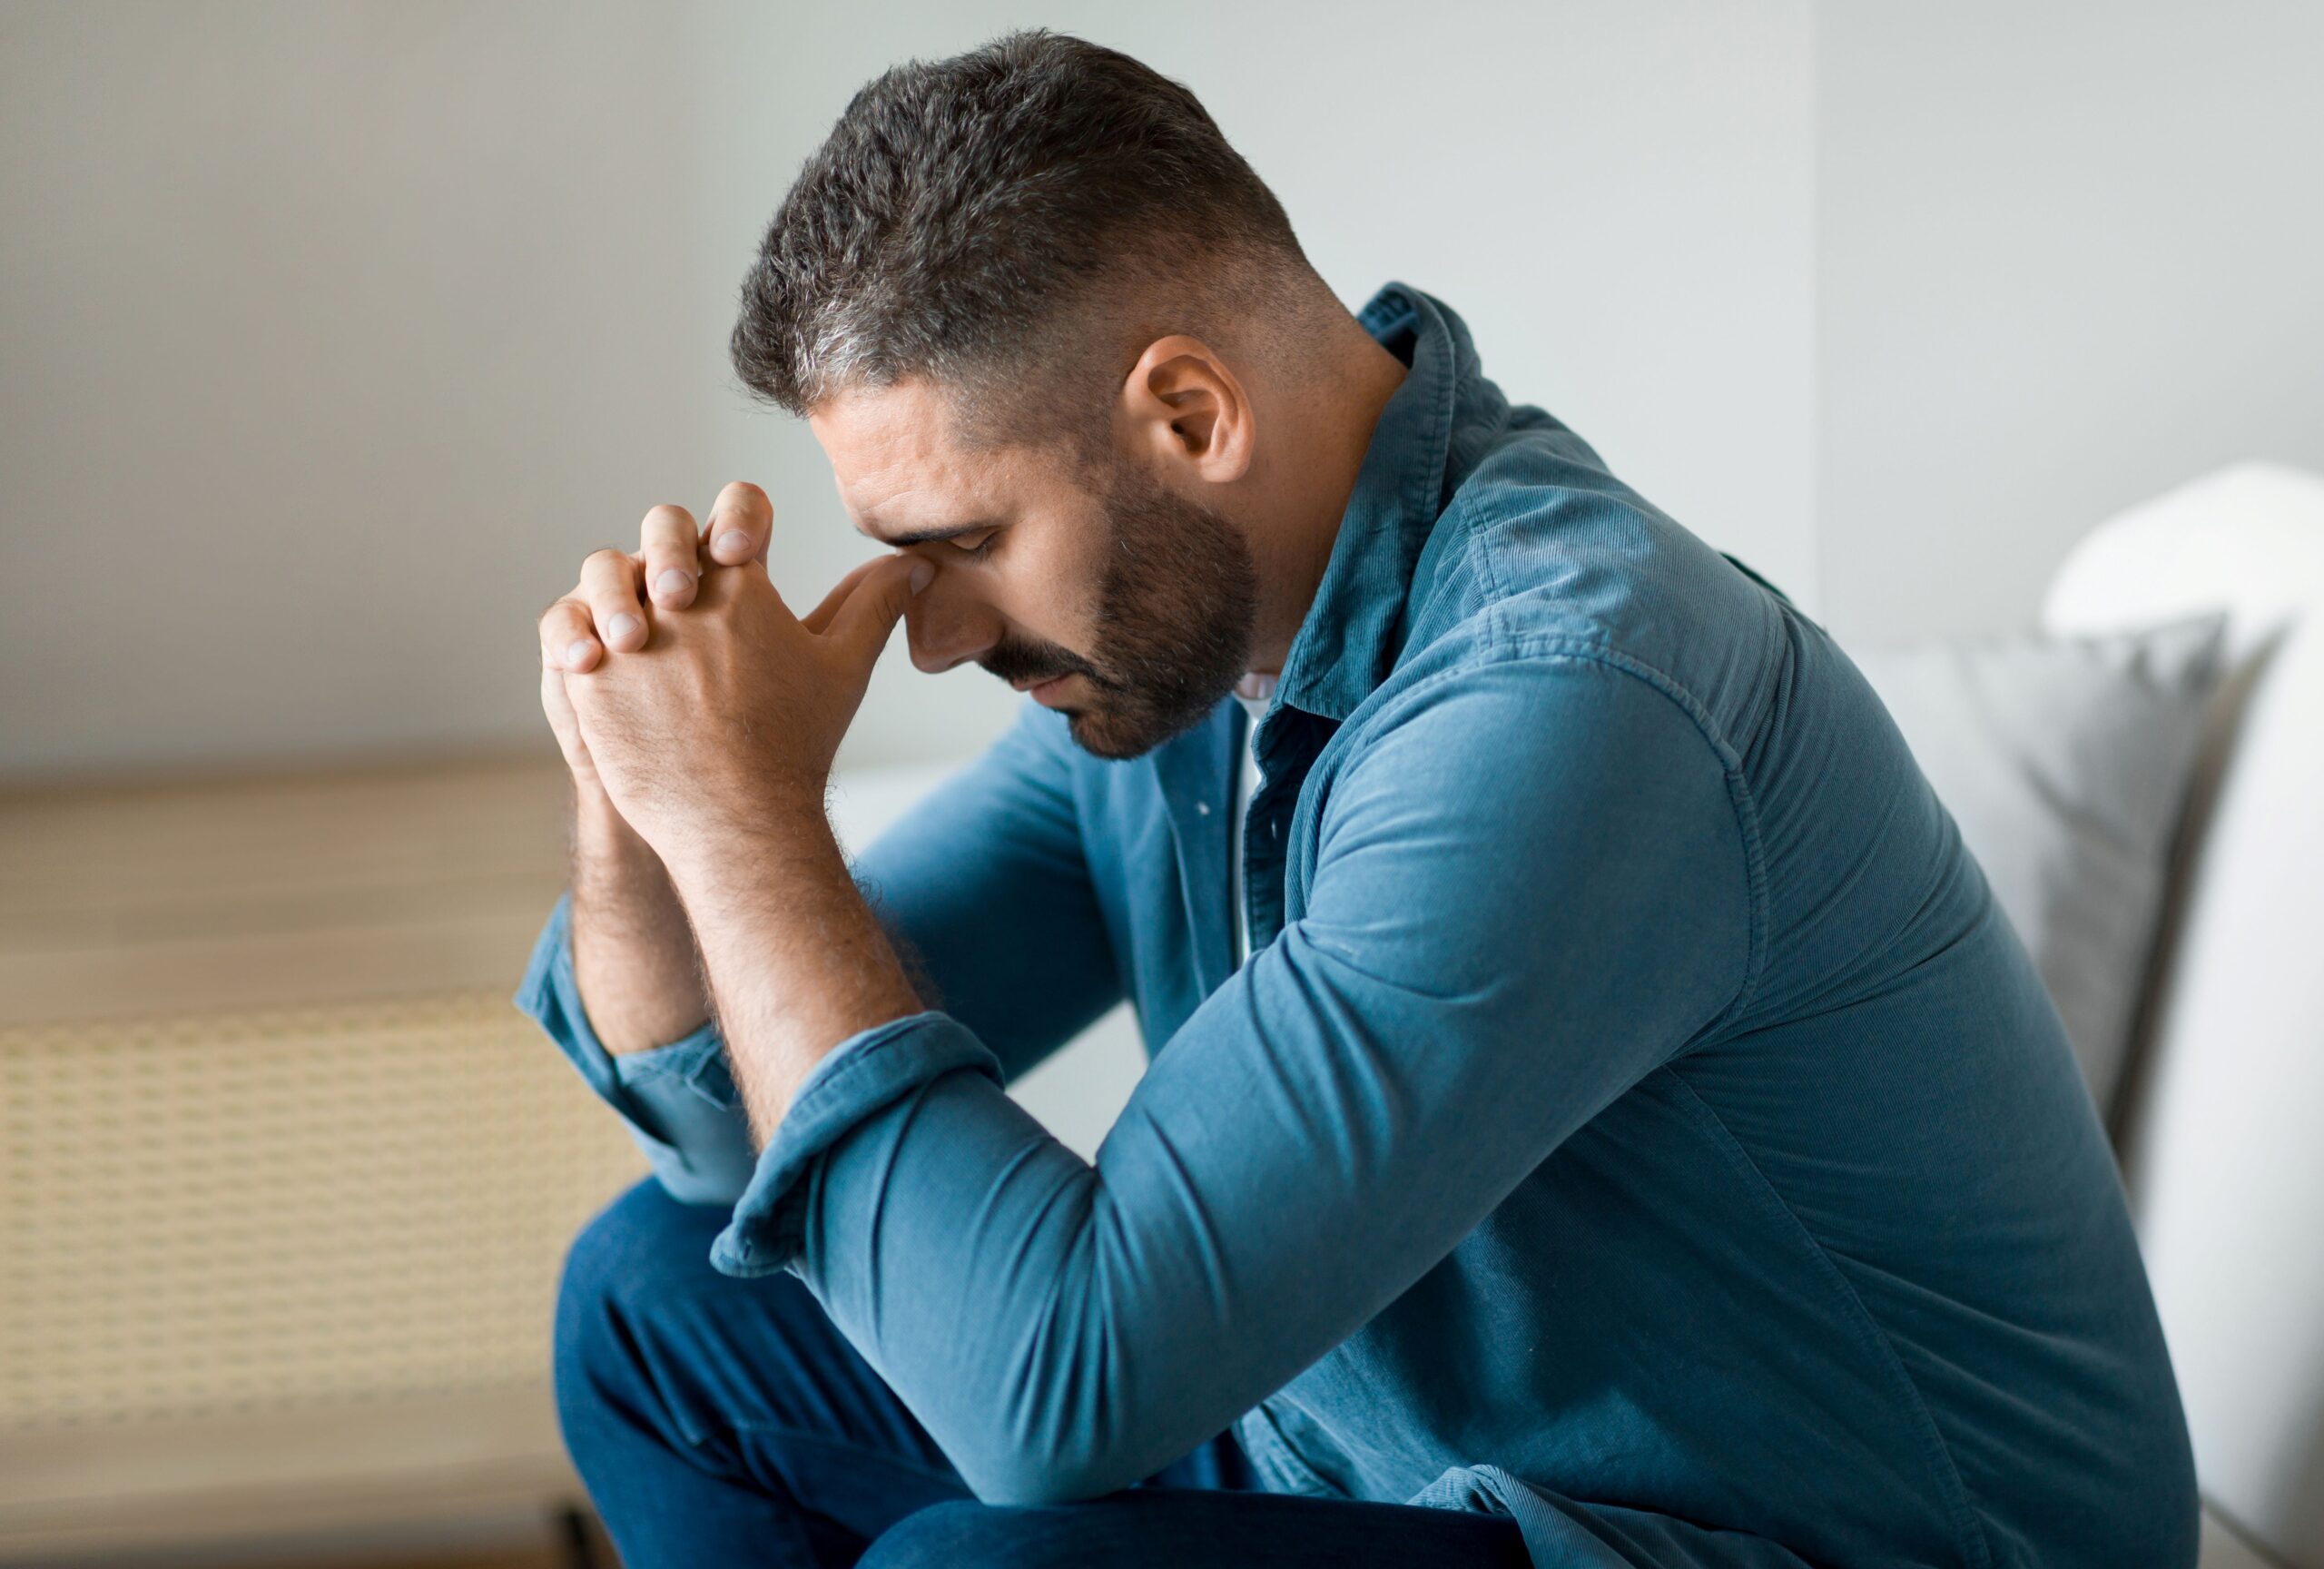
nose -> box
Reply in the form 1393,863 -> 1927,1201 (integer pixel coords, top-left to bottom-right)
903,574 -> 1002,676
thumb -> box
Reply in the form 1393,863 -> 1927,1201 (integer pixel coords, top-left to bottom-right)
824,554 -> 931,666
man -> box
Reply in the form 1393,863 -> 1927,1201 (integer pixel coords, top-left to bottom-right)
518,30 -> 2196,1569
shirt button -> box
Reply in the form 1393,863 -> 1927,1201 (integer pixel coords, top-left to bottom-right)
1196,803 -> 1210,816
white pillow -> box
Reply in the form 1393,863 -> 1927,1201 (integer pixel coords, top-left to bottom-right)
1853,614 -> 2226,1120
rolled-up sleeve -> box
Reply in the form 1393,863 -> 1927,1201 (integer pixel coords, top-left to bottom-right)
708,1012 -> 1003,1275
703,653 -> 1758,1505
514,892 -> 758,1206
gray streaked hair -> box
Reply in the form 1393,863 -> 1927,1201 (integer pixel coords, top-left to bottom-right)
728,30 -> 1310,441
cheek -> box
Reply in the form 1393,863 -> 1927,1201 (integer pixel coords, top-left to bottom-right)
1006,533 -> 1106,644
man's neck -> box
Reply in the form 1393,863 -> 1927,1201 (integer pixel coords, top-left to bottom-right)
1240,321 -> 1410,676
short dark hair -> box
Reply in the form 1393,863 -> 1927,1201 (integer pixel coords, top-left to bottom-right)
729,30 -> 1309,436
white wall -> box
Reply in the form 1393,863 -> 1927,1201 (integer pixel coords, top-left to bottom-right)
0,3 -> 724,777
0,0 -> 1817,781
1814,3 -> 2324,647
11,5 -> 2320,778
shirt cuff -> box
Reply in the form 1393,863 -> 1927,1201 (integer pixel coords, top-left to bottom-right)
513,892 -> 759,1206
709,1011 -> 1003,1278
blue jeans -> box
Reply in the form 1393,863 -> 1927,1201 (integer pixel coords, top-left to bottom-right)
555,1179 -> 1531,1568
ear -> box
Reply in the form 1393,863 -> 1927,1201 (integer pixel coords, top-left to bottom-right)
1119,336 -> 1255,485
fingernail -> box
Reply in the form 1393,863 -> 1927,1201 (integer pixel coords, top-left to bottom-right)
655,567 -> 693,598
909,560 -> 934,594
606,613 -> 642,643
714,530 -> 751,558
564,639 -> 594,669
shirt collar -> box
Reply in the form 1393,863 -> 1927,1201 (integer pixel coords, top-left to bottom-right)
1273,282 -> 1472,723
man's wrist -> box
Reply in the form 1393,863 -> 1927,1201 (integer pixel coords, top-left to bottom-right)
572,771 -> 635,841
653,784 -> 832,903
572,776 -> 670,879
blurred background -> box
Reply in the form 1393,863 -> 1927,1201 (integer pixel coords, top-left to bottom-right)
3,3 -> 2320,1566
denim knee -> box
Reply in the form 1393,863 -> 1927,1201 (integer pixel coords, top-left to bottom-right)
858,1501 -> 1055,1569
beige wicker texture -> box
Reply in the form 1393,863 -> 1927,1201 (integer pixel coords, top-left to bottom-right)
0,754 -> 649,1556
0,991 -> 645,1434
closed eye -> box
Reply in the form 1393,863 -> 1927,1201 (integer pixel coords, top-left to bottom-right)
949,529 -> 1000,558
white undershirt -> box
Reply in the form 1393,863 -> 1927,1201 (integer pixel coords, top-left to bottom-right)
1229,672 -> 1276,968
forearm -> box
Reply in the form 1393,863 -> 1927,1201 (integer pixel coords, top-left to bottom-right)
666,796 -> 922,1144
568,777 -> 712,1055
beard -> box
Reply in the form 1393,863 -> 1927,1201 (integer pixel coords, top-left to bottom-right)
975,460 -> 1260,760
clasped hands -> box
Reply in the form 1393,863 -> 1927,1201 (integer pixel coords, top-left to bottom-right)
537,481 -> 930,886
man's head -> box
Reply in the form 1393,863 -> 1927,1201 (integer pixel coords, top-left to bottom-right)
729,30 -> 1344,758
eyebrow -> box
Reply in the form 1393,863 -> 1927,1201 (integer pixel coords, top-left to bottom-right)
862,518 -> 1000,548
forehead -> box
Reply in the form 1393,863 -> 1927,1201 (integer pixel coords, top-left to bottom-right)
810,380 -> 1070,537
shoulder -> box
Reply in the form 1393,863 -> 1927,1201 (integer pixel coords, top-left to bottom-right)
1401,424 -> 1791,760
1328,631 -> 1742,833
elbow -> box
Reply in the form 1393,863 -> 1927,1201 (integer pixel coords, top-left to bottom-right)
904,1187 -> 1185,1505
956,1445 -> 1149,1508
945,1373 -> 1157,1505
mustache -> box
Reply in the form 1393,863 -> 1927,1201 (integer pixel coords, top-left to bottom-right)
978,636 -> 1113,692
